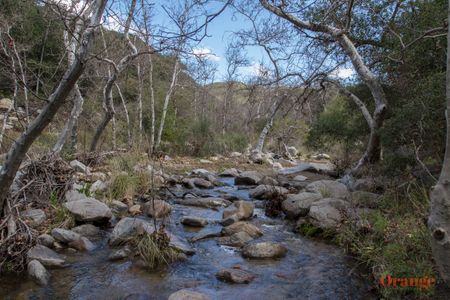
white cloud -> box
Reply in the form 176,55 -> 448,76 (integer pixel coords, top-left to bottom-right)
192,47 -> 221,61
331,67 -> 354,79
239,62 -> 272,79
103,15 -> 123,32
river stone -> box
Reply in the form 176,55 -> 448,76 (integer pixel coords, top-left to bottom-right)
281,192 -> 323,219
51,228 -> 81,243
65,189 -> 88,202
69,236 -> 95,251
308,198 -> 351,229
89,180 -> 107,194
351,191 -> 381,208
168,234 -> 195,255
71,224 -> 100,237
242,242 -> 287,259
70,160 -> 91,174
216,268 -> 256,284
190,228 -> 222,242
174,197 -> 231,208
37,234 -> 55,248
293,175 -> 308,182
219,168 -> 239,177
218,231 -> 254,247
64,198 -> 112,222
222,221 -> 262,238
129,204 -> 142,215
22,209 -> 46,227
306,180 -> 350,200
27,245 -> 65,268
250,185 -> 288,200
110,200 -> 128,214
28,260 -> 50,286
109,217 -> 155,246
193,178 -> 213,189
223,201 -> 254,220
142,200 -> 171,218
257,176 -> 279,186
168,290 -> 211,300
108,246 -> 130,261
235,171 -> 263,185
181,216 -> 208,227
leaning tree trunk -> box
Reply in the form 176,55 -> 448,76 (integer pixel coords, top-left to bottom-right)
428,0 -> 450,286
254,95 -> 284,153
114,83 -> 132,147
0,0 -> 107,216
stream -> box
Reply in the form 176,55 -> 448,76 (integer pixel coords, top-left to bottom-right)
0,177 -> 376,300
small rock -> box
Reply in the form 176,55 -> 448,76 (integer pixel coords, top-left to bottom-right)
22,209 -> 46,227
142,200 -> 171,218
129,204 -> 142,215
109,217 -> 155,246
182,178 -> 196,189
27,245 -> 65,268
218,231 -> 254,247
109,246 -> 130,261
68,236 -> 95,251
174,197 -> 231,209
89,180 -> 107,194
110,200 -> 128,214
222,221 -> 262,238
64,198 -> 112,222
216,268 -> 256,284
257,176 -> 279,186
242,242 -> 287,259
70,160 -> 91,174
51,228 -> 81,243
168,290 -> 211,300
28,260 -> 50,286
168,234 -> 195,255
250,185 -> 288,200
37,234 -> 55,248
219,168 -> 240,177
71,224 -> 100,237
193,178 -> 213,189
235,171 -> 263,185
222,201 -> 254,220
293,175 -> 307,182
181,216 -> 208,227
190,228 -> 222,242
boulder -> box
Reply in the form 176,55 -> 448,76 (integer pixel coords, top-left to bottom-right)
219,168 -> 239,177
64,198 -> 112,222
27,245 -> 65,268
193,178 -> 213,189
68,236 -> 95,251
221,221 -> 262,238
181,216 -> 208,227
37,234 -> 55,248
216,268 -> 256,284
242,242 -> 287,259
222,201 -> 254,220
142,200 -> 171,218
257,176 -> 279,186
89,180 -> 107,194
28,260 -> 50,286
235,171 -> 263,185
249,150 -> 263,164
110,200 -> 128,214
281,192 -> 322,219
65,189 -> 88,202
351,191 -> 381,208
168,234 -> 195,255
70,160 -> 91,174
305,180 -> 350,200
109,217 -> 155,246
174,197 -> 231,209
71,224 -> 100,237
168,290 -> 211,300
22,209 -> 46,227
308,198 -> 350,229
250,185 -> 288,200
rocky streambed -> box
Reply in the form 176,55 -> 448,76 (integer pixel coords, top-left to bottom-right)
0,165 -> 377,300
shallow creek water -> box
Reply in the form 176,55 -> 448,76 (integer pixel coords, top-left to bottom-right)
0,177 -> 376,300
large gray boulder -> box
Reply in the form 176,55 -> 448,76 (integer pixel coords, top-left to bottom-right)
235,171 -> 263,185
250,185 -> 288,200
64,198 -> 112,222
242,242 -> 287,259
51,228 -> 81,243
28,260 -> 50,286
281,192 -> 323,219
308,198 -> 350,229
27,245 -> 65,268
109,217 -> 154,246
305,180 -> 350,200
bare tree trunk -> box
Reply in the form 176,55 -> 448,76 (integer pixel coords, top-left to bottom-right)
148,53 -> 156,151
137,61 -> 143,147
254,95 -> 283,153
0,0 -> 107,216
114,83 -> 131,147
428,0 -> 450,286
112,113 -> 117,150
155,58 -> 180,149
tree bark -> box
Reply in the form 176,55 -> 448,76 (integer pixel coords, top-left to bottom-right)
428,0 -> 450,286
0,0 -> 107,216
114,82 -> 131,147
254,94 -> 284,153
